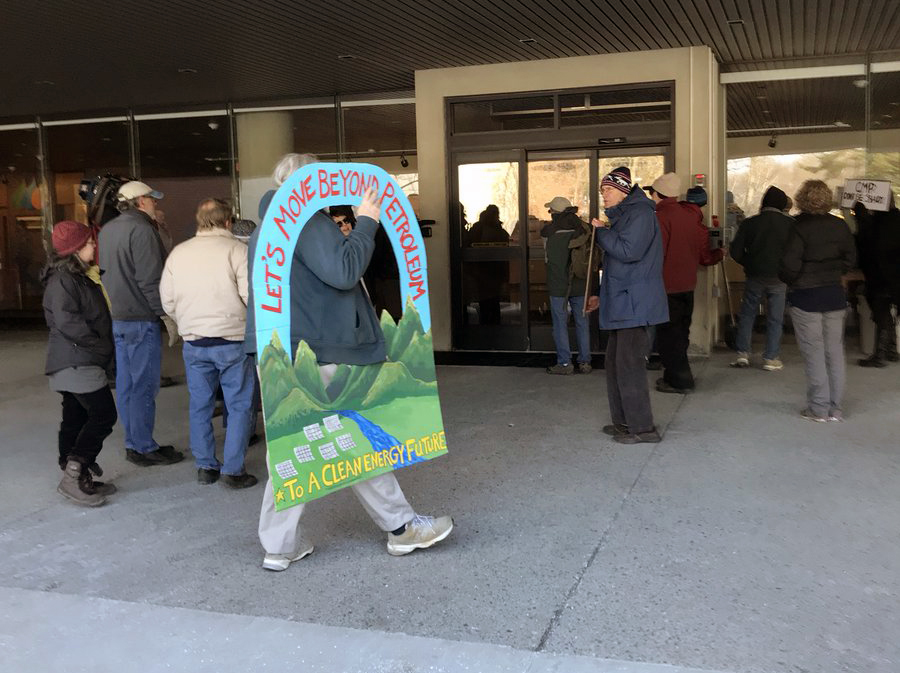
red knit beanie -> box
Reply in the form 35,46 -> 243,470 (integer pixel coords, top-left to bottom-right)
52,220 -> 92,256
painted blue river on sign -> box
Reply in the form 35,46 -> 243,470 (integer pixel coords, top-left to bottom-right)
338,410 -> 426,469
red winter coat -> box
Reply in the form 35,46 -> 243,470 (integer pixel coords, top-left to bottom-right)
656,198 -> 723,293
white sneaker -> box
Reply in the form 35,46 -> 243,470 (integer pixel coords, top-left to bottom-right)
387,514 -> 453,556
262,542 -> 314,571
762,358 -> 784,371
730,352 -> 750,368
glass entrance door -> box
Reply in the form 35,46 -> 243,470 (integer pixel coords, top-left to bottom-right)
451,148 -> 669,353
452,154 -> 526,350
526,151 -> 593,352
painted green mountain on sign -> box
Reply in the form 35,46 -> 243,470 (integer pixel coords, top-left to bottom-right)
261,300 -> 438,439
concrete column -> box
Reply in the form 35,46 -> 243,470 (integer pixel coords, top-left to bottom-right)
236,112 -> 293,221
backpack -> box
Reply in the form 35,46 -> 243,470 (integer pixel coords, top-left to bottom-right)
567,219 -> 600,282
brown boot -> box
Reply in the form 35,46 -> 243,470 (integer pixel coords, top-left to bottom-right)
57,459 -> 106,507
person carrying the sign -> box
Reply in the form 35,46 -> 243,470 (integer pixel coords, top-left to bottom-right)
160,198 -> 258,488
541,196 -> 598,374
247,153 -> 453,571
779,180 -> 856,422
591,167 -> 668,444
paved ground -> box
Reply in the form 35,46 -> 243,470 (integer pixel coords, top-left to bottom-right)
0,330 -> 897,673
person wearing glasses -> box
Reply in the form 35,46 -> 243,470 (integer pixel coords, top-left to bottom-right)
330,205 -> 356,236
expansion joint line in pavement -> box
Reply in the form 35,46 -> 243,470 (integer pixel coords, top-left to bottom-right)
533,391 -> 690,652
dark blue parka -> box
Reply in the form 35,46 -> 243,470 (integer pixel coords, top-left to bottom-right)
595,187 -> 669,330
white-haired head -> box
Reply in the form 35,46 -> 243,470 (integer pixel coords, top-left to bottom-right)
272,153 -> 317,186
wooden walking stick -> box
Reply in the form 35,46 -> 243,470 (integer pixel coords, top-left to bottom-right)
582,223 -> 597,316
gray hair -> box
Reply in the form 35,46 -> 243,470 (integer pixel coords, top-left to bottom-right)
117,197 -> 142,212
272,153 -> 317,186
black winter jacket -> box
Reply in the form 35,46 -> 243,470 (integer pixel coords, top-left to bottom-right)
779,212 -> 856,289
856,206 -> 900,293
42,261 -> 115,375
729,207 -> 794,280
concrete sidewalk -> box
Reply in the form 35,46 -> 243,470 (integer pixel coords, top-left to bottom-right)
0,330 -> 897,673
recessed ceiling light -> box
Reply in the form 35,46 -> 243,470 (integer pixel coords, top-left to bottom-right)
177,67 -> 198,74
726,19 -> 745,27
852,78 -> 868,88
337,54 -> 356,60
35,80 -> 55,86
762,109 -> 771,114
519,38 -> 537,44
101,137 -> 112,142
191,131 -> 202,136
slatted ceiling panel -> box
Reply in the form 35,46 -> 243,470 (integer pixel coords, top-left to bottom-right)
4,0 -> 900,118
727,77 -> 867,134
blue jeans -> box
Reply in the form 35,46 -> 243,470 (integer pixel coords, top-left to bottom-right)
550,295 -> 591,365
183,341 -> 254,475
736,277 -> 787,359
113,320 -> 161,453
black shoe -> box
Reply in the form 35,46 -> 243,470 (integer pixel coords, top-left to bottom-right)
858,355 -> 887,368
656,379 -> 689,394
614,428 -> 662,444
248,433 -> 261,446
126,446 -> 184,466
645,357 -> 662,371
602,423 -> 629,436
198,468 -> 220,484
886,351 -> 900,362
222,473 -> 258,489
160,376 -> 178,388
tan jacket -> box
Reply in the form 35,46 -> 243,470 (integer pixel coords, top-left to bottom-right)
160,228 -> 249,342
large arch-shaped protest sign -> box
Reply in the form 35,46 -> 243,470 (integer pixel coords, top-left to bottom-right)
252,163 -> 447,510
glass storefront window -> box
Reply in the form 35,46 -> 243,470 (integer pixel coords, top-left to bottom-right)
457,162 -> 519,246
292,108 -> 338,157
869,70 -> 900,187
560,86 -> 672,127
452,96 -> 555,133
139,114 -> 232,247
343,104 -> 416,155
46,121 -> 130,225
526,155 -> 591,330
726,74 -> 867,221
597,155 -> 665,195
0,128 -> 46,311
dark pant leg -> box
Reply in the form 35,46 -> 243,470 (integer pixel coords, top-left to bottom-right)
867,290 -> 893,356
59,392 -> 89,466
658,292 -> 695,389
605,330 -> 627,426
68,387 -> 118,465
616,327 -> 656,433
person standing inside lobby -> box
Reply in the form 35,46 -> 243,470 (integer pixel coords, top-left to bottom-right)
591,167 -> 668,444
98,181 -> 184,466
541,196 -> 596,375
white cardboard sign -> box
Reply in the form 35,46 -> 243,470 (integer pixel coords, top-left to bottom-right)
840,179 -> 892,211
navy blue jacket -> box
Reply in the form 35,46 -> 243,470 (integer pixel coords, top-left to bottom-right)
595,187 -> 669,330
245,206 -> 386,366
